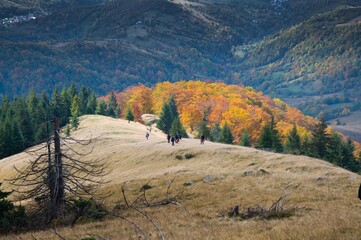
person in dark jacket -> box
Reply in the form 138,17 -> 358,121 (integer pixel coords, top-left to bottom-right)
358,184 -> 361,200
167,132 -> 171,143
200,134 -> 205,145
175,132 -> 179,143
171,136 -> 175,146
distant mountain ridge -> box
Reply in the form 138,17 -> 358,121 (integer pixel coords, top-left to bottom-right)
0,0 -> 360,138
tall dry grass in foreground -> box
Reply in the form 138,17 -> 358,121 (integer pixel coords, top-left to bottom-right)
0,115 -> 360,239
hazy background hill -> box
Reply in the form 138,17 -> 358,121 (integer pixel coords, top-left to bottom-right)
0,0 -> 360,138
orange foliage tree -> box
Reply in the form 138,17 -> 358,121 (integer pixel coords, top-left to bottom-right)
115,80 -> 317,143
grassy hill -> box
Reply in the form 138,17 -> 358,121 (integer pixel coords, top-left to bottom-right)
0,115 -> 360,239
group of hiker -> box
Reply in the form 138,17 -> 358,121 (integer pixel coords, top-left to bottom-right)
164,132 -> 206,146
167,132 -> 182,146
145,131 -> 205,145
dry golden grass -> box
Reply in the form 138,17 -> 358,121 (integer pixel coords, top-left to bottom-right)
0,115 -> 361,240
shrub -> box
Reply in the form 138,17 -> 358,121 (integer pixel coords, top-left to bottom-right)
140,184 -> 152,191
0,183 -> 27,233
184,153 -> 195,159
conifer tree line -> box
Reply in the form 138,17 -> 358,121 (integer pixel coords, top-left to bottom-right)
157,98 -> 360,173
0,84 -> 121,159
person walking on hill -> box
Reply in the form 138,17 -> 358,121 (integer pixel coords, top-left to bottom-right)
200,134 -> 205,145
146,132 -> 149,140
358,184 -> 361,200
171,135 -> 175,146
167,132 -> 171,143
175,132 -> 179,143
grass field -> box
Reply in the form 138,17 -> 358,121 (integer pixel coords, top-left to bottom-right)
0,115 -> 360,239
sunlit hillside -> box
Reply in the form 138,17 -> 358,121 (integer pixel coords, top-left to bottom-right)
0,115 -> 360,239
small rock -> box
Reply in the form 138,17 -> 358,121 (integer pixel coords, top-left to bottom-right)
203,175 -> 214,182
244,171 -> 253,176
248,162 -> 256,166
183,181 -> 194,186
257,169 -> 269,175
218,176 -> 225,180
316,177 -> 325,182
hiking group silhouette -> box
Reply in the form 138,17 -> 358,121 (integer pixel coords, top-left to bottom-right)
167,132 -> 182,146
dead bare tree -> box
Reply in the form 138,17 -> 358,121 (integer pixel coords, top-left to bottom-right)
9,117 -> 109,225
112,177 -> 190,240
229,192 -> 298,220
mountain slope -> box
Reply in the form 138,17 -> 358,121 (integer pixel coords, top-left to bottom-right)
0,115 -> 360,239
1,0 -> 359,96
0,0 -> 361,138
232,5 -> 361,127
0,0 -> 106,18
236,6 -> 361,94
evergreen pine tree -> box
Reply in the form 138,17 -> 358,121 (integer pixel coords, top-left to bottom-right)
67,83 -> 77,100
70,95 -> 80,130
27,91 -> 40,142
65,125 -> 71,137
169,117 -> 188,138
240,130 -> 252,147
96,100 -> 107,115
285,124 -> 301,154
209,122 -> 222,142
61,87 -> 71,122
300,134 -> 312,156
1,119 -> 14,157
0,125 -> 5,158
0,183 -> 27,233
86,92 -> 97,114
197,120 -> 210,139
168,95 -> 179,120
340,139 -> 359,172
220,124 -> 233,144
71,95 -> 80,118
311,118 -> 330,159
51,86 -> 67,126
258,124 -> 273,149
106,91 -> 120,118
115,105 -> 121,118
157,102 -> 172,133
34,93 -> 51,142
14,98 -> 34,145
126,107 -> 135,123
270,116 -> 283,152
325,131 -> 343,164
0,118 -> 25,157
12,120 -> 25,153
78,87 -> 90,115
70,115 -> 79,129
